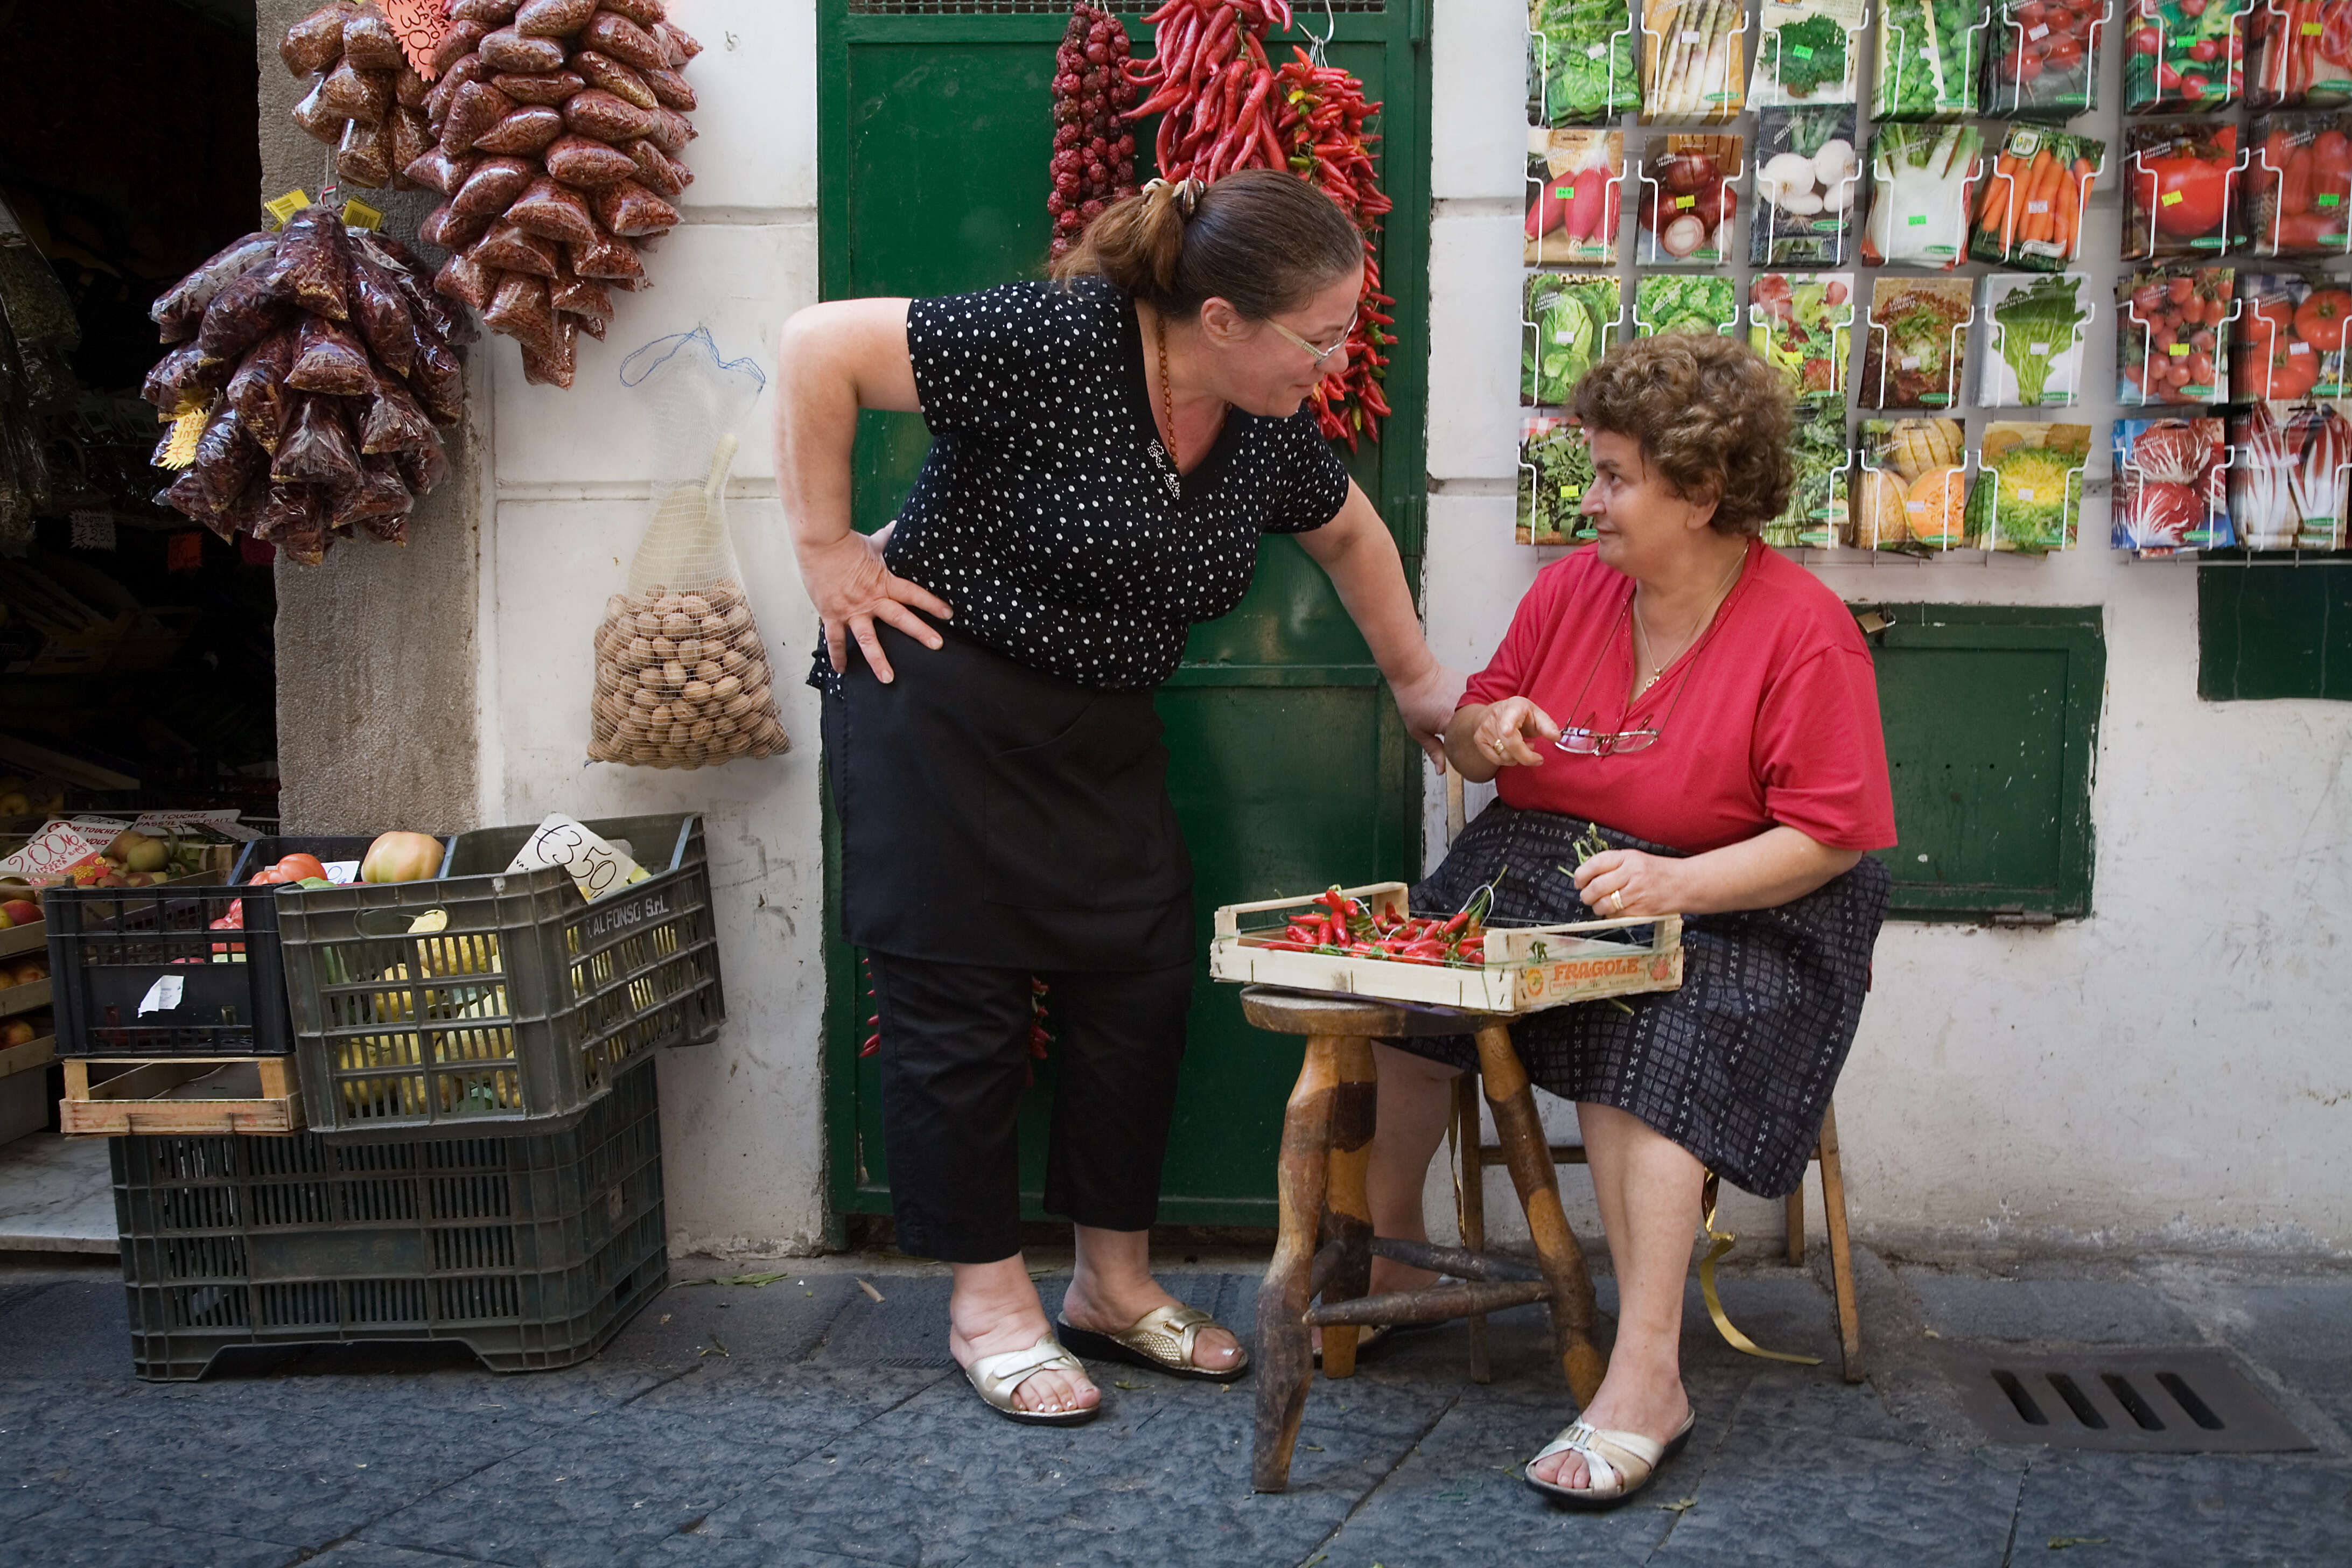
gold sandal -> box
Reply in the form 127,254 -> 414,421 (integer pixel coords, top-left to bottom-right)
961,1333 -> 1100,1426
1055,1304 -> 1251,1382
1522,1412 -> 1695,1508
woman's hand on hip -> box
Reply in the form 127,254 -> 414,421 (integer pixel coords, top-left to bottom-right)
1391,663 -> 1467,766
1570,848 -> 1684,918
801,529 -> 951,684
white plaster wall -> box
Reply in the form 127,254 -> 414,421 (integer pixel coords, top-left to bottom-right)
1422,0 -> 2352,1258
479,1 -> 832,1257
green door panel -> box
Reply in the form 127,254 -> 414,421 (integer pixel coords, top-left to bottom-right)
1861,605 -> 2104,920
820,1 -> 1431,1230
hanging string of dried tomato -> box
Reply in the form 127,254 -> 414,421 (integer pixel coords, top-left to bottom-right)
1275,48 -> 1393,450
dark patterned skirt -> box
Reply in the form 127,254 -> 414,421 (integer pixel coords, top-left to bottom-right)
1388,803 -> 1891,1198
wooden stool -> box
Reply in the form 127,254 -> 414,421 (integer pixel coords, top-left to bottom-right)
1243,985 -> 1608,1494
1455,1083 -> 1865,1382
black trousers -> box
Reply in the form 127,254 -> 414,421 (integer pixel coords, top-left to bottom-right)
870,951 -> 1194,1263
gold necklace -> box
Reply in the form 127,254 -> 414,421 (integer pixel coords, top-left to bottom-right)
1632,549 -> 1747,695
1154,311 -> 1178,465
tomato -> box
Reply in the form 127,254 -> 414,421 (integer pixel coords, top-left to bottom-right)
272,853 -> 327,883
2190,39 -> 2219,61
2182,0 -> 2206,15
2131,24 -> 2162,51
2257,340 -> 2322,399
2186,351 -> 2215,383
2295,288 -> 2352,351
2182,72 -> 2211,97
2015,0 -> 2048,22
2143,155 -> 2231,238
247,866 -> 295,886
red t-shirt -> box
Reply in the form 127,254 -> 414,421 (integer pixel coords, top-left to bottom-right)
1461,540 -> 1898,855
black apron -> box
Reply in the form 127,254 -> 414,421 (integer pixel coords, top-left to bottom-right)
822,623 -> 1193,971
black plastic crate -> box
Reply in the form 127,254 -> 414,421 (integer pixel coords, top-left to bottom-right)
44,876 -> 297,1058
277,815 -> 723,1139
113,1058 -> 667,1380
227,835 -> 457,885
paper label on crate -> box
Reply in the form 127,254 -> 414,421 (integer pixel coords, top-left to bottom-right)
128,808 -> 262,842
322,860 -> 360,884
136,975 -> 184,1017
0,818 -> 116,878
507,813 -> 650,902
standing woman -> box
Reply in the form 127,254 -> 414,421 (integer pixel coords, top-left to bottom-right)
774,171 -> 1461,1425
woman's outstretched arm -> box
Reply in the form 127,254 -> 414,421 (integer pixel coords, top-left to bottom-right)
1297,480 -> 1463,763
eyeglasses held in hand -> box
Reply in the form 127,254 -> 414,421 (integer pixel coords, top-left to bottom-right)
1553,726 -> 1661,756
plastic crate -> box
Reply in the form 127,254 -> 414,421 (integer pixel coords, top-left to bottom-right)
44,876 -> 297,1058
277,815 -> 723,1139
113,1057 -> 667,1381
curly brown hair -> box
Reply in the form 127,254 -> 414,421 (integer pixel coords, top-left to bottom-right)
1570,334 -> 1795,536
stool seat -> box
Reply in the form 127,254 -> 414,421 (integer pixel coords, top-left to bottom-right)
1238,984 -> 1488,1039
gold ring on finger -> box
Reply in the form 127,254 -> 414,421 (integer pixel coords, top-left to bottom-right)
1612,888 -> 1627,912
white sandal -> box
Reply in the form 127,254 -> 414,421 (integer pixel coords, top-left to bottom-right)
961,1333 -> 1100,1426
1522,1412 -> 1695,1508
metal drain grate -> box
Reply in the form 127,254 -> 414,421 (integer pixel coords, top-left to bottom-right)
1945,1347 -> 2312,1453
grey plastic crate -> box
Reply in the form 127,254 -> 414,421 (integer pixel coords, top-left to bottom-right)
276,816 -> 722,1139
113,1058 -> 666,1381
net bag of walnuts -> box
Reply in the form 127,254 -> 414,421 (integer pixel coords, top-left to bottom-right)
589,327 -> 786,767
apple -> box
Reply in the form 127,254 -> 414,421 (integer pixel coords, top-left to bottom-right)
361,831 -> 443,884
107,830 -> 168,873
0,1019 -> 33,1048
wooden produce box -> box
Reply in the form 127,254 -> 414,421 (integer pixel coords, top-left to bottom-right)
0,977 -> 51,1020
0,1032 -> 55,1082
1210,881 -> 1684,1016
0,921 -> 47,962
61,1055 -> 305,1138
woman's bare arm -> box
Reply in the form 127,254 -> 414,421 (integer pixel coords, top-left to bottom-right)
773,299 -> 947,682
1296,481 -> 1464,762
1572,825 -> 1861,916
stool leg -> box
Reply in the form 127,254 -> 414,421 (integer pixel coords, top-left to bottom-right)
1318,1037 -> 1377,1380
1253,1036 -> 1340,1493
1815,1101 -> 1863,1383
1473,1022 -> 1606,1408
1786,1184 -> 1806,1266
1453,1074 -> 1493,1385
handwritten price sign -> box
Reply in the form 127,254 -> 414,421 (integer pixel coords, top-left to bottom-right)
0,818 -> 117,879
506,814 -> 650,902
385,0 -> 453,79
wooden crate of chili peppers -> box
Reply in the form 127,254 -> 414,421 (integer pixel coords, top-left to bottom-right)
1209,882 -> 1683,1016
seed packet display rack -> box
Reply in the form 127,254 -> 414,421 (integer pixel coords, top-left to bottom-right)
1209,881 -> 1684,1014
1514,0 -> 2352,566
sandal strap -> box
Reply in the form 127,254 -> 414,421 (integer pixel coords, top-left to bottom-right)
1527,1422 -> 1663,1499
1118,1303 -> 1217,1365
965,1335 -> 1085,1403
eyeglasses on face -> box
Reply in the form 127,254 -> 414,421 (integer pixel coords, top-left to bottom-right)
1266,309 -> 1357,370
1553,726 -> 1661,756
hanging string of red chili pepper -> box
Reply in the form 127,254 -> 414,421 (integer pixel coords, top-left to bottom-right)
1274,47 -> 1392,450
1123,0 -> 1293,183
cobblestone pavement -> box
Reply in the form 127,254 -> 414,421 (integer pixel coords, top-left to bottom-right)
2,1246 -> 2347,1566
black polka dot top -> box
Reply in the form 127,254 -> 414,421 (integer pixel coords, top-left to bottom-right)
808,277 -> 1352,694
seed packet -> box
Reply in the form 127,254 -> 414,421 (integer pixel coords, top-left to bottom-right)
2229,398 -> 2351,545
1983,0 -> 2109,120
1858,276 -> 1973,408
1518,415 -> 1597,545
2246,0 -> 2352,110
2123,121 -> 2245,260
1965,420 -> 2092,551
2117,267 -> 2236,405
1634,272 -> 1740,337
1525,128 -> 1626,266
2125,0 -> 2252,112
1750,107 -> 1862,265
1749,0 -> 1866,107
1764,401 -> 1853,548
1636,133 -> 1740,265
1523,272 -> 1625,406
1978,272 -> 2095,407
2112,416 -> 2234,550
2246,113 -> 2352,258
1528,0 -> 1641,124
1748,272 -> 1855,402
1861,123 -> 1985,267
1873,0 -> 1990,121
1857,418 -> 1970,549
1639,0 -> 1749,123
1969,125 -> 2104,269
2233,272 -> 2352,398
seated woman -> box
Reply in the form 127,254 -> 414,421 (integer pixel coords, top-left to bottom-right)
1369,333 -> 1895,1508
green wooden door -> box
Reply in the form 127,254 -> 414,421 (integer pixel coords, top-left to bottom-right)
818,0 -> 1430,1229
